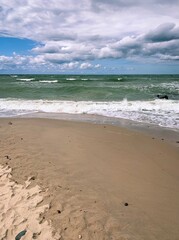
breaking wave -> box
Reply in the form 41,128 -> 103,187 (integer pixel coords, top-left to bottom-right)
0,98 -> 178,129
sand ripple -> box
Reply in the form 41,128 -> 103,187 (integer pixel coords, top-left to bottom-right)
0,165 -> 60,240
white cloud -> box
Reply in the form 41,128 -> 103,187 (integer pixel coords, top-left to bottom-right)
0,0 -> 179,72
0,55 -> 27,69
94,64 -> 101,68
61,62 -> 79,69
80,62 -> 92,69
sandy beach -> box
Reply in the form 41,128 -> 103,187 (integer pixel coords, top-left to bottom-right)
0,118 -> 179,240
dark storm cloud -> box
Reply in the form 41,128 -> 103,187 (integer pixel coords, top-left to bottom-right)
145,23 -> 179,42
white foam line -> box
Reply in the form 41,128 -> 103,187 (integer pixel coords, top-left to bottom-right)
39,80 -> 58,83
17,78 -> 35,81
0,99 -> 178,129
66,78 -> 76,81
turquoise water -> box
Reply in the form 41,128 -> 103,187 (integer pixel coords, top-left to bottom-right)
0,74 -> 178,101
0,74 -> 179,129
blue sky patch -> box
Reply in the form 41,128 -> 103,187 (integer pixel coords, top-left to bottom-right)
0,37 -> 37,56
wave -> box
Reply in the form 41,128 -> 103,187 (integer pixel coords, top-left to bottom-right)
66,77 -> 122,82
17,78 -> 35,81
0,98 -> 178,129
39,80 -> 58,83
159,82 -> 179,91
66,78 -> 76,81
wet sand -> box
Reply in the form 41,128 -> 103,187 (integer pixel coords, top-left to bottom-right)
0,118 -> 179,240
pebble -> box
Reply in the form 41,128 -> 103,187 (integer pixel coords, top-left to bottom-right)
5,155 -> 11,160
79,235 -> 82,239
32,232 -> 39,239
15,230 -> 27,240
29,176 -> 36,180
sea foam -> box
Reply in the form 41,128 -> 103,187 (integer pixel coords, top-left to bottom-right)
0,98 -> 178,129
17,78 -> 35,81
39,80 -> 58,83
66,78 -> 76,81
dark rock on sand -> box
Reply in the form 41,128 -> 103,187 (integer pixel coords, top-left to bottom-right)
15,230 -> 27,240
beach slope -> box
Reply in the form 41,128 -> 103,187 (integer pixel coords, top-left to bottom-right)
0,118 -> 179,240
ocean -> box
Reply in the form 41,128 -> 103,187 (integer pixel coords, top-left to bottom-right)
0,74 -> 178,130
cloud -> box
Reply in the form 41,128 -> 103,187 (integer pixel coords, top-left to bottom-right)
1,0 -> 178,40
145,23 -> 179,42
0,55 -> 29,70
61,62 -> 79,69
80,62 -> 92,69
0,54 -> 47,71
159,55 -> 179,61
0,0 -> 179,72
94,64 -> 101,68
91,0 -> 179,11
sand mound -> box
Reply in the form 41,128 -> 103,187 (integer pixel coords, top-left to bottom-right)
0,165 -> 60,240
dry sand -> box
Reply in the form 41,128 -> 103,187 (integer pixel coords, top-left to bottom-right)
0,165 -> 60,240
0,118 -> 179,240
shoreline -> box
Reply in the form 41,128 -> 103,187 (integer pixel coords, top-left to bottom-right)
16,112 -> 179,147
0,117 -> 179,239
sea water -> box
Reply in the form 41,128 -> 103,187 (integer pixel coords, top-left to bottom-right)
0,74 -> 178,129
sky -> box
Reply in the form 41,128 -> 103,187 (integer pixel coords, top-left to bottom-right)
0,0 -> 179,74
